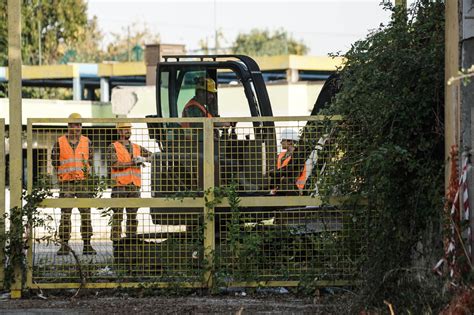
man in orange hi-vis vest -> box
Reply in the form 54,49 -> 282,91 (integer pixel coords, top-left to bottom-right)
108,122 -> 151,249
269,128 -> 308,196
51,113 -> 96,256
181,77 -> 217,128
181,77 -> 231,130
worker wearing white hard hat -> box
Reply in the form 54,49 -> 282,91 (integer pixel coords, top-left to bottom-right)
52,113 -> 96,256
280,128 -> 300,142
269,128 -> 307,195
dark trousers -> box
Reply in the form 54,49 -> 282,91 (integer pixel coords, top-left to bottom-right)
110,185 -> 140,241
58,181 -> 93,242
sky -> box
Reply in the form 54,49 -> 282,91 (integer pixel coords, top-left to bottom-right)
87,0 -> 413,56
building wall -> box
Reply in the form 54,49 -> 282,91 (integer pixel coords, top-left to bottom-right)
0,81 -> 325,123
111,82 -> 325,119
0,99 -> 113,124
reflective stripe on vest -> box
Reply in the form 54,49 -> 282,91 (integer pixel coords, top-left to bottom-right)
60,158 -> 86,165
57,135 -> 90,182
181,99 -> 213,128
111,142 -> 141,187
277,151 -> 307,190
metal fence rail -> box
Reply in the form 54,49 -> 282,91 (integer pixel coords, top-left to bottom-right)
0,119 -> 5,289
24,116 -> 365,289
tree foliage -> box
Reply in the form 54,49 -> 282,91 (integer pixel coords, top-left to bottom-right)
231,28 -> 308,56
61,15 -> 105,63
0,0 -> 89,66
322,0 -> 446,312
104,22 -> 160,62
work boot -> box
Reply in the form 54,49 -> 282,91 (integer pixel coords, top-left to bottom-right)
82,241 -> 97,255
56,242 -> 70,256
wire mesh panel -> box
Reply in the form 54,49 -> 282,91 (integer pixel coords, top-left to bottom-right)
28,118 -> 207,286
32,211 -> 204,283
215,117 -> 352,196
214,207 -> 365,284
25,116 -> 363,289
29,124 -> 203,196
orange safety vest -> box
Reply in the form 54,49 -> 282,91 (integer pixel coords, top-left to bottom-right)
111,141 -> 142,187
181,99 -> 213,128
57,135 -> 90,182
277,151 -> 307,190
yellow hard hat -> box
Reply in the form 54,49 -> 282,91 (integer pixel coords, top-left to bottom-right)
196,77 -> 217,93
68,113 -> 82,119
68,113 -> 82,123
116,122 -> 132,129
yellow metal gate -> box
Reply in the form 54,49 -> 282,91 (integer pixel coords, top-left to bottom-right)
22,116 -> 365,290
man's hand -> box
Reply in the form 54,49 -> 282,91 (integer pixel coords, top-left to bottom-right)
132,156 -> 147,166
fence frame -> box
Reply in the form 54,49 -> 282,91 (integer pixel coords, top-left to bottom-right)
0,119 -> 5,289
24,115 -> 363,290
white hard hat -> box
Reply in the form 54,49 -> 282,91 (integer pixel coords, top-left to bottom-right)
280,128 -> 299,142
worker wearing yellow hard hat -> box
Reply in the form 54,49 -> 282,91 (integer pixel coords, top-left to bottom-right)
51,113 -> 96,256
195,77 -> 218,93
116,122 -> 132,129
108,121 -> 152,254
68,112 -> 82,120
181,77 -> 217,128
181,77 -> 233,131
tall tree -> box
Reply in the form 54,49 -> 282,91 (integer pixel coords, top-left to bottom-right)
0,0 -> 90,66
231,28 -> 308,56
322,1 -> 446,312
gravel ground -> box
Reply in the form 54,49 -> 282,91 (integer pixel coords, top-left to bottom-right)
0,292 -> 347,314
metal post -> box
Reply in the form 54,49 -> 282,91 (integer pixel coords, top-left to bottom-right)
8,0 -> 23,299
73,76 -> 81,101
100,77 -> 110,102
395,0 -> 407,8
25,120 -> 33,288
203,118 -> 215,287
37,20 -> 41,66
0,119 -> 5,289
461,0 -> 474,263
445,0 -> 459,190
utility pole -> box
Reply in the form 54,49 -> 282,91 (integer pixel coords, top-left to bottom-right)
460,0 -> 474,262
445,0 -> 460,188
38,20 -> 41,65
214,0 -> 218,54
445,0 -> 474,263
7,0 -> 23,299
395,0 -> 407,9
127,26 -> 131,62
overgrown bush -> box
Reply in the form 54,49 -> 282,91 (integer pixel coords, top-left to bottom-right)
322,0 -> 446,312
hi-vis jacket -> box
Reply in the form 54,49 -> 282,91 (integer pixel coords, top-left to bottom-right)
277,151 -> 307,190
181,99 -> 213,128
111,142 -> 141,187
57,135 -> 90,182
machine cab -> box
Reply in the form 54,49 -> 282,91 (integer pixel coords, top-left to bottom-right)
155,55 -> 274,120
148,55 -> 278,202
